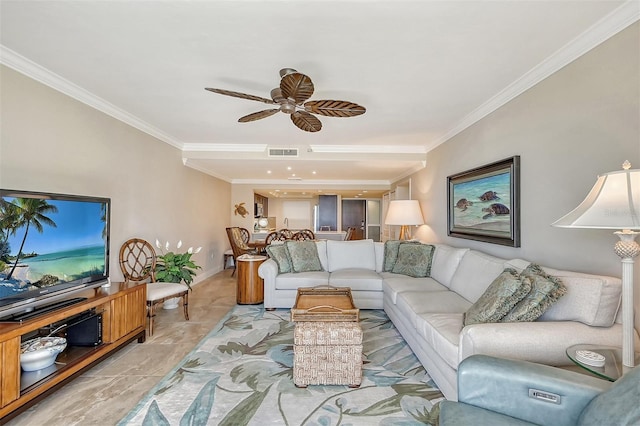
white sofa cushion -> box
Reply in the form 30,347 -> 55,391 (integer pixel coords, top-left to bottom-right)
449,250 -> 508,303
274,271 -> 330,290
396,291 -> 472,328
415,312 -> 464,370
329,268 -> 384,291
374,242 -> 385,272
431,245 -> 469,288
382,276 -> 448,304
506,259 -> 622,327
315,240 -> 329,271
327,239 -> 376,272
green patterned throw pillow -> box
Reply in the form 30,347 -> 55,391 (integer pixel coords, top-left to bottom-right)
265,244 -> 292,274
464,268 -> 531,326
285,241 -> 323,273
391,243 -> 435,278
502,263 -> 567,322
383,240 -> 420,272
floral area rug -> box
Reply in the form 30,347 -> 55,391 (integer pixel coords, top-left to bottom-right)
118,305 -> 444,425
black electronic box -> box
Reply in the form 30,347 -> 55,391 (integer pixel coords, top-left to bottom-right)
66,310 -> 103,346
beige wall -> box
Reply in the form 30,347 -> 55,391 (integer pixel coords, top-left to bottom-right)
230,184 -> 256,231
408,23 -> 640,332
0,66 -> 231,282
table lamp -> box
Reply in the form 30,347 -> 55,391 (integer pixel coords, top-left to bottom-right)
552,161 -> 640,367
385,200 -> 424,240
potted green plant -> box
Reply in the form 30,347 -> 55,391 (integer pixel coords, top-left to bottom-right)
154,240 -> 202,309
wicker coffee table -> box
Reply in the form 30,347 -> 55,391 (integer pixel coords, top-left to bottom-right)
291,286 -> 362,387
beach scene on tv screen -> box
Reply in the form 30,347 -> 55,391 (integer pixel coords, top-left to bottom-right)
0,196 -> 107,298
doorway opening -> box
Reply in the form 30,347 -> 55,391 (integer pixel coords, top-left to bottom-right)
341,199 -> 381,241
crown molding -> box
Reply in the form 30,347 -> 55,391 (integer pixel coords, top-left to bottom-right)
182,143 -> 267,152
231,178 -> 392,186
390,161 -> 427,183
182,158 -> 233,182
309,145 -> 427,154
0,45 -> 184,150
429,0 -> 640,150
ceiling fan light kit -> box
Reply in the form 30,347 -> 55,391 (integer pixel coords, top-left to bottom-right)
205,68 -> 366,132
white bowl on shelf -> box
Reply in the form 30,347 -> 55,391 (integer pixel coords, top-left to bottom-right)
20,336 -> 67,372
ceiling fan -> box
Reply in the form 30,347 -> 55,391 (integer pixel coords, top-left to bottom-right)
205,68 -> 366,132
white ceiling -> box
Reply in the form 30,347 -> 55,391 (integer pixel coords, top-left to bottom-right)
1,1 -> 636,194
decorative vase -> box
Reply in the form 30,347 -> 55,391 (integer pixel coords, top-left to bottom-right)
163,297 -> 180,310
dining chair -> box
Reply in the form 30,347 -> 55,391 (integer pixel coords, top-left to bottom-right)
291,229 -> 315,241
225,227 -> 258,276
279,229 -> 294,239
119,238 -> 189,336
344,227 -> 356,240
265,230 -> 289,245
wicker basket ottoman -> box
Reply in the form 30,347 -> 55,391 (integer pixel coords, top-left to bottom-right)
293,321 -> 363,387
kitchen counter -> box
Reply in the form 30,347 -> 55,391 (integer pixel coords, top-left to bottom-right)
315,231 -> 347,241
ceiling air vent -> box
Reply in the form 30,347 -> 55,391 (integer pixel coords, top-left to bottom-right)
268,148 -> 299,157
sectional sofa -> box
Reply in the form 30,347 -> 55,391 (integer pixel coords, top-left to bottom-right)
257,239 -> 637,400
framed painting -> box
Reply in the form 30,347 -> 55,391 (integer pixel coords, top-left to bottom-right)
447,156 -> 520,247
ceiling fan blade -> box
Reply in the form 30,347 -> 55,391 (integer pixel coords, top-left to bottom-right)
291,111 -> 322,132
304,100 -> 366,117
238,109 -> 280,123
280,73 -> 314,105
205,88 -> 275,105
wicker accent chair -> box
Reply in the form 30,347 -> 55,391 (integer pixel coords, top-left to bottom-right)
224,227 -> 251,270
291,229 -> 316,241
119,238 -> 189,336
225,227 -> 257,276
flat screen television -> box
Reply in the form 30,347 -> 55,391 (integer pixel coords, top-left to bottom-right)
0,189 -> 110,320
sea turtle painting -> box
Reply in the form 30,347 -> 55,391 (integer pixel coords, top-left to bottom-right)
482,203 -> 510,219
455,198 -> 473,211
479,191 -> 500,201
234,202 -> 249,217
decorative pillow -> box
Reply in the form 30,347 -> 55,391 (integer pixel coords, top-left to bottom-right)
391,243 -> 435,278
383,240 -> 420,272
265,244 -> 292,274
285,241 -> 323,273
464,268 -> 531,326
502,263 -> 567,322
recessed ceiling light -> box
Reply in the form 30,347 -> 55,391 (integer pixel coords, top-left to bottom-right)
287,166 -> 292,171
267,170 -> 272,174
312,171 -> 317,174
292,174 -> 296,177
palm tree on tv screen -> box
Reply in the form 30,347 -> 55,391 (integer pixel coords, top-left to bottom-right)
0,200 -> 21,261
5,198 -> 58,280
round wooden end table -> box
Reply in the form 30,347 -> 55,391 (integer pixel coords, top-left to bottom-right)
236,254 -> 267,304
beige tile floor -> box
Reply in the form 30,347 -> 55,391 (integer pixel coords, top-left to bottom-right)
6,271 -> 237,426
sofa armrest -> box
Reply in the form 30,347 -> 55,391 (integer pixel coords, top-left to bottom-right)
258,259 -> 279,309
454,355 -> 610,426
459,321 -> 625,365
258,258 -> 278,281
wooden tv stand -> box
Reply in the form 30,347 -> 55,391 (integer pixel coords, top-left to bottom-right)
0,282 -> 146,421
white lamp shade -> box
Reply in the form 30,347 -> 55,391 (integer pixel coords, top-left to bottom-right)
553,167 -> 640,230
385,200 -> 424,226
